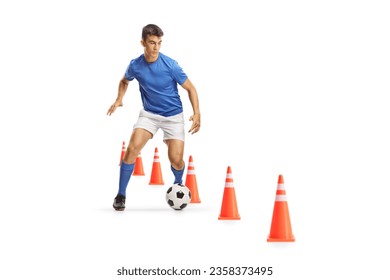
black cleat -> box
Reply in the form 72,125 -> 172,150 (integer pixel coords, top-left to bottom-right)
113,194 -> 126,211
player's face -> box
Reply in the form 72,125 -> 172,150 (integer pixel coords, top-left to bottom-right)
142,35 -> 162,62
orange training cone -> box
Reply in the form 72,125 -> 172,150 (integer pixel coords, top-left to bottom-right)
149,147 -> 164,185
185,155 -> 201,203
267,175 -> 295,242
218,166 -> 240,220
119,141 -> 126,166
133,153 -> 145,176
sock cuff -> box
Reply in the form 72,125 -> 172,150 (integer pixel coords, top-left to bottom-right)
121,162 -> 135,171
171,164 -> 185,172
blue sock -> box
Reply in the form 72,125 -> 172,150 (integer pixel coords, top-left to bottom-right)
171,164 -> 185,184
118,162 -> 134,197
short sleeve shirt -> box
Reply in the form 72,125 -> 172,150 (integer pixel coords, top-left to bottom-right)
125,53 -> 188,117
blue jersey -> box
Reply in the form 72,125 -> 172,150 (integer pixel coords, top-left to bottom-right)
124,53 -> 188,117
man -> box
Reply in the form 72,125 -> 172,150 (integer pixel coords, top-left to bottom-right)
107,24 -> 201,211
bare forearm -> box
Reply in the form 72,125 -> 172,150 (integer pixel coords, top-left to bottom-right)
107,77 -> 129,116
187,88 -> 201,134
116,78 -> 129,102
181,78 -> 201,133
188,89 -> 200,116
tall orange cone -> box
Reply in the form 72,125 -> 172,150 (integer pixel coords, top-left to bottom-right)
149,147 -> 164,185
267,175 -> 295,242
119,141 -> 126,166
133,152 -> 145,176
218,166 -> 240,220
185,155 -> 201,203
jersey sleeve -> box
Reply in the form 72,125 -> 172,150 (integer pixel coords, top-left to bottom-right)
171,60 -> 188,85
124,61 -> 135,81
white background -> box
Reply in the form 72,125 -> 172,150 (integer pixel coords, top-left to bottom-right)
1,0 -> 390,279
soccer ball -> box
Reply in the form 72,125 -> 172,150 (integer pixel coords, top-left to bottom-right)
165,184 -> 192,210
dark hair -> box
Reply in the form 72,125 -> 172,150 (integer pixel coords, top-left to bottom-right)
142,24 -> 164,41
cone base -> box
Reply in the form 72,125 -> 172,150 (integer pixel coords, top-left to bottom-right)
267,236 -> 295,242
189,192 -> 201,203
149,183 -> 164,185
133,173 -> 145,176
218,216 -> 241,220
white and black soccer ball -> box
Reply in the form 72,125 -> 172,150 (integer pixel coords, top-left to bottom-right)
165,184 -> 192,210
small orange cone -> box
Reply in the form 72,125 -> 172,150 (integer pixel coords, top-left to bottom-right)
218,166 -> 240,220
185,155 -> 201,203
149,147 -> 164,185
119,141 -> 126,166
267,175 -> 295,242
133,153 -> 145,176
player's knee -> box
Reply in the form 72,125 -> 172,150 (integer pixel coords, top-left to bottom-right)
170,157 -> 184,170
127,143 -> 142,156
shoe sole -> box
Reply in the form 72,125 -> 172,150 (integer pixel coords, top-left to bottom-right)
113,206 -> 125,211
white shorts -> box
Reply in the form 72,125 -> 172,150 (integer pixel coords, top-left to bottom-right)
133,109 -> 185,142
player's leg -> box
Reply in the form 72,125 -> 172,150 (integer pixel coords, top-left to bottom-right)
161,112 -> 186,184
113,127 -> 153,211
123,128 -> 153,164
166,139 -> 185,184
162,112 -> 186,184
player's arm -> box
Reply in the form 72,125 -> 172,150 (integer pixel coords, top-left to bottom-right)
181,78 -> 201,134
107,75 -> 130,116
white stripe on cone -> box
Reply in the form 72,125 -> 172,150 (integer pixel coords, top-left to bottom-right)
275,195 -> 287,201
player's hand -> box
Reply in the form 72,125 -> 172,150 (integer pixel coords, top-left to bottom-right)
107,100 -> 123,116
188,114 -> 201,134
